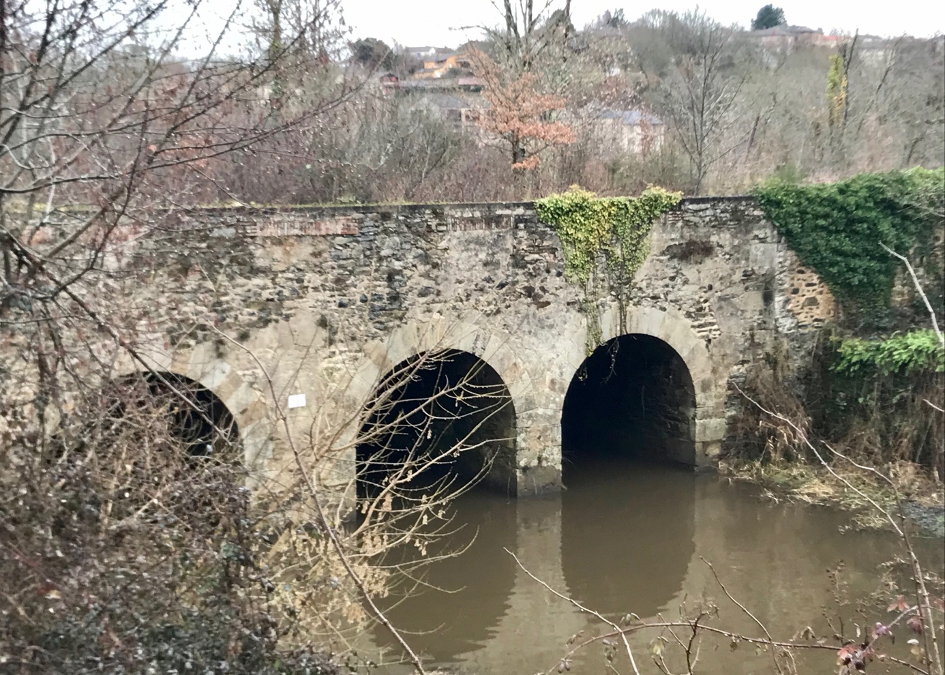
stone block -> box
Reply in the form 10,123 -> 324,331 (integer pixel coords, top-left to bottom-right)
225,381 -> 259,416
695,417 -> 727,443
516,465 -> 562,496
749,243 -> 777,271
200,359 -> 231,391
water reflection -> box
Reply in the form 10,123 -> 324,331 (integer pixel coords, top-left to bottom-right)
367,464 -> 944,675
561,459 -> 695,618
370,491 -> 517,664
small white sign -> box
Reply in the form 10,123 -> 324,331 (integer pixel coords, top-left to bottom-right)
287,394 -> 307,409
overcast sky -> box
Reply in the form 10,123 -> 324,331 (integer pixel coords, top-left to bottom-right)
181,0 -> 943,58
337,0 -> 944,47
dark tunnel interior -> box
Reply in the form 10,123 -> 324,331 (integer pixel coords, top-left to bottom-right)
561,334 -> 696,481
111,372 -> 240,459
356,350 -> 517,499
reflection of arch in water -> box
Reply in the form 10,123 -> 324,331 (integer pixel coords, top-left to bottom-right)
562,334 -> 696,473
560,333 -> 697,617
356,350 -> 517,498
561,462 -> 696,618
111,371 -> 241,458
369,491 -> 518,664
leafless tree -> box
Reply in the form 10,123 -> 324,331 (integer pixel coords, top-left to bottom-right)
0,1 -> 498,671
484,0 -> 574,74
250,0 -> 348,65
630,10 -> 750,194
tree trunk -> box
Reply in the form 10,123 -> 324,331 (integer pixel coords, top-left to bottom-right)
512,138 -> 526,167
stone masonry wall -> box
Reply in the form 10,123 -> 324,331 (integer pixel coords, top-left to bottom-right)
102,197 -> 833,499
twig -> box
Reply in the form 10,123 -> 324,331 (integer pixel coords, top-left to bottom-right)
505,547 -> 643,675
880,242 -> 942,345
702,557 -> 783,674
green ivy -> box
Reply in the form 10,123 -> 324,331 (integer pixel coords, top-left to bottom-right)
754,168 -> 944,315
535,185 -> 681,286
535,185 -> 681,354
833,330 -> 944,376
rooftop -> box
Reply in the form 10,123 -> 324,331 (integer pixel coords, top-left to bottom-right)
597,109 -> 664,126
749,25 -> 821,36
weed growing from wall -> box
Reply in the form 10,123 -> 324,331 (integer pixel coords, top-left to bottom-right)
754,168 -> 944,321
535,185 -> 681,353
820,329 -> 945,473
833,330 -> 944,376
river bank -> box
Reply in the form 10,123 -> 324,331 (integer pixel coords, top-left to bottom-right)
720,458 -> 945,536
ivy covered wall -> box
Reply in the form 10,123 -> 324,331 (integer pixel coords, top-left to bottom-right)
754,168 -> 944,326
744,169 -> 945,474
535,186 -> 681,353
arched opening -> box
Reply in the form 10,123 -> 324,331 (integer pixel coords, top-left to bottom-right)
561,334 -> 696,478
44,371 -> 248,531
560,334 -> 698,617
109,371 -> 241,460
356,350 -> 517,499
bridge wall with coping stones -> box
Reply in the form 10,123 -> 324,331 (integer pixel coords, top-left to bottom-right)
117,197 -> 834,496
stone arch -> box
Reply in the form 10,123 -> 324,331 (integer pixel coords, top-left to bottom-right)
355,348 -> 519,497
345,315 -> 530,494
116,341 -> 272,475
108,370 -> 240,458
590,305 -> 726,465
562,333 -> 696,472
347,315 -> 529,406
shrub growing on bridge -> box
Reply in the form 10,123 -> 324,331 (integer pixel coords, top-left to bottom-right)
754,168 -> 944,321
535,185 -> 682,286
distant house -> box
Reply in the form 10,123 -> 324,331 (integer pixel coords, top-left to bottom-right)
584,109 -> 665,154
404,46 -> 445,61
378,72 -> 399,95
856,35 -> 893,65
412,50 -> 474,79
455,77 -> 484,91
422,93 -> 485,127
747,25 -> 840,53
386,77 -> 484,94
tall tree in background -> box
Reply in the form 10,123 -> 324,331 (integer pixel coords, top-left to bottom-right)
827,35 -> 857,131
351,37 -> 394,70
635,10 -> 749,194
751,4 -> 786,30
252,0 -> 349,81
482,0 -> 575,76
595,9 -> 627,29
470,49 -> 575,170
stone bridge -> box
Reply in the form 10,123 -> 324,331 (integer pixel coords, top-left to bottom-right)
120,197 -> 834,497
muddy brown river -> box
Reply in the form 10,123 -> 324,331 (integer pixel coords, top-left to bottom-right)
359,459 -> 944,674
